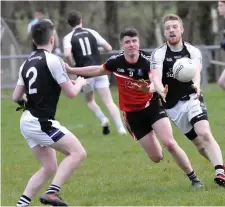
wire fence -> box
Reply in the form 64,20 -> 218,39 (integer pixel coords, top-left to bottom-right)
1,45 -> 225,89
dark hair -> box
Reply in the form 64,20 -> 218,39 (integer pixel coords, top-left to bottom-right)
67,10 -> 82,27
31,19 -> 54,46
35,9 -> 45,14
119,28 -> 139,41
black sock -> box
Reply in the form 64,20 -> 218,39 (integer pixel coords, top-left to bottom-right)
16,195 -> 31,207
187,171 -> 198,181
46,184 -> 61,194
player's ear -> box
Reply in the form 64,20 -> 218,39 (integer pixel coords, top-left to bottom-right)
180,26 -> 184,34
32,39 -> 37,46
50,35 -> 54,45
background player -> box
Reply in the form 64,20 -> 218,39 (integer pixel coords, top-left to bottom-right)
65,28 -> 204,187
14,20 -> 88,206
27,9 -> 61,55
150,14 -> 225,187
63,10 -> 126,135
217,0 -> 225,90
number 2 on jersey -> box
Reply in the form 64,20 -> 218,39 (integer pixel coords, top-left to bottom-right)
79,37 -> 92,56
26,67 -> 37,94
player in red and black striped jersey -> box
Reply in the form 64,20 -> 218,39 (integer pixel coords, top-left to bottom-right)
65,28 -> 203,187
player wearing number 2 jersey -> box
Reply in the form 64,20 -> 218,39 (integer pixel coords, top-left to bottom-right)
63,10 -> 126,135
13,20 -> 88,207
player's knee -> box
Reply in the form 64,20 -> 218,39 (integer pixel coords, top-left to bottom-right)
164,140 -> 177,152
72,148 -> 87,162
150,155 -> 163,163
43,163 -> 58,176
196,129 -> 211,140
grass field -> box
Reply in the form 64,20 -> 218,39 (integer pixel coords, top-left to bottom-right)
1,84 -> 225,206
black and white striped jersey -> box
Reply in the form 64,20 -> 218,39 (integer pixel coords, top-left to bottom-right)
63,27 -> 107,66
17,49 -> 70,119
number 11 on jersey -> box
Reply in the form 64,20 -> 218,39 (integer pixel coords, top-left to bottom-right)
79,37 -> 92,56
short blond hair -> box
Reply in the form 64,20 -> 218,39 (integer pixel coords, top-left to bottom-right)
163,14 -> 183,27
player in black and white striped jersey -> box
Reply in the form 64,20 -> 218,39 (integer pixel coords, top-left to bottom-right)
63,10 -> 127,135
14,20 -> 88,207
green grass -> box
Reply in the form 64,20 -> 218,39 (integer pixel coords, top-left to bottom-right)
1,84 -> 225,206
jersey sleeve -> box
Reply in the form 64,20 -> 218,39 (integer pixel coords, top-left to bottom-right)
189,47 -> 202,65
17,62 -> 26,85
102,55 -> 118,72
150,49 -> 165,70
63,33 -> 73,49
46,53 -> 70,84
86,28 -> 107,46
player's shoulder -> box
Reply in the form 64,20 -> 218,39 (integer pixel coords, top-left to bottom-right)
150,43 -> 167,61
63,30 -> 74,40
83,27 -> 99,35
140,51 -> 151,62
108,52 -> 124,61
44,51 -> 64,67
152,43 -> 167,55
184,41 -> 200,53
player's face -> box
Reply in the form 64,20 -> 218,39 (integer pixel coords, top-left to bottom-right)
121,36 -> 140,57
164,20 -> 184,45
218,2 -> 225,16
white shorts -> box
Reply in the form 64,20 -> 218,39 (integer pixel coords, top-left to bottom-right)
87,75 -> 110,90
166,94 -> 208,135
20,110 -> 69,148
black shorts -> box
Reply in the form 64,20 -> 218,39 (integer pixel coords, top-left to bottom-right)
123,98 -> 167,140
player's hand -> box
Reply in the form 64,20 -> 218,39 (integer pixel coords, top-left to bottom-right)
191,84 -> 201,99
149,82 -> 156,93
159,84 -> 168,102
76,76 -> 88,87
132,79 -> 150,93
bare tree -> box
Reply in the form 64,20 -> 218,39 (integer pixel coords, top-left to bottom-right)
105,1 -> 119,49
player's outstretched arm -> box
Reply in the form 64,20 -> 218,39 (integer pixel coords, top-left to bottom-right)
65,64 -> 110,77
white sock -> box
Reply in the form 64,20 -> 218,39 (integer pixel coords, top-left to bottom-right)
95,110 -> 107,123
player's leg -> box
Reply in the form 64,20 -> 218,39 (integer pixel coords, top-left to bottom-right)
95,75 -> 126,135
16,111 -> 59,206
16,146 -> 57,207
193,120 -> 225,186
150,99 -> 203,187
123,109 -> 163,162
84,77 -> 110,135
138,130 -> 163,163
39,128 -> 87,206
217,69 -> 225,90
187,94 -> 225,186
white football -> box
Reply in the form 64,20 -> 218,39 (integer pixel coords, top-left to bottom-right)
172,57 -> 197,82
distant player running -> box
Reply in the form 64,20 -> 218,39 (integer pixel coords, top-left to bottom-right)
65,28 -> 204,187
63,10 -> 126,135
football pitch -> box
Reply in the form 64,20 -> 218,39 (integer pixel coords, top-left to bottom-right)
1,84 -> 225,206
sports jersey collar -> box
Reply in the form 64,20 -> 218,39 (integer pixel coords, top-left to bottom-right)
72,26 -> 82,31
123,51 -> 142,64
166,41 -> 185,52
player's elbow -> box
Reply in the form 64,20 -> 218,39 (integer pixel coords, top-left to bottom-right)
103,43 -> 112,52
